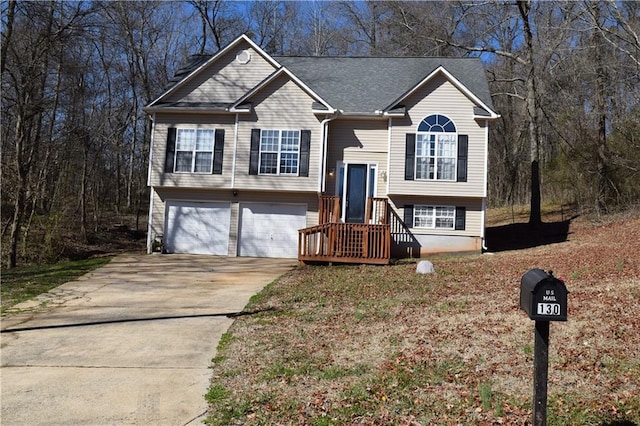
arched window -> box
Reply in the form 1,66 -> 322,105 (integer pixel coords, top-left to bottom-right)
418,114 -> 456,133
415,114 -> 457,180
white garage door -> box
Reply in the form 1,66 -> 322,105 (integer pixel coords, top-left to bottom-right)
239,203 -> 307,258
165,201 -> 230,255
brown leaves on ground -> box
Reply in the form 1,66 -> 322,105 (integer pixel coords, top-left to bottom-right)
207,212 -> 640,426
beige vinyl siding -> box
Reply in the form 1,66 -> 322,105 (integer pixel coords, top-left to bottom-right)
388,73 -> 488,198
165,42 -> 276,104
149,113 -> 235,188
388,195 -> 484,237
148,188 -> 165,244
225,202 -> 238,256
234,74 -> 322,192
152,188 -> 318,256
325,118 -> 388,197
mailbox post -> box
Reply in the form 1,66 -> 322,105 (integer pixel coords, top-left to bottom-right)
520,269 -> 569,426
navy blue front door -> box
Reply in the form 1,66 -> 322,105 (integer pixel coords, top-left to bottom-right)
346,164 -> 367,223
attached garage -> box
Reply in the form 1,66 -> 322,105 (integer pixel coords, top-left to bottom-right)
165,201 -> 231,255
238,203 -> 307,258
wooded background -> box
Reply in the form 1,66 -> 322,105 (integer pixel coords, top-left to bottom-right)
2,0 -> 639,267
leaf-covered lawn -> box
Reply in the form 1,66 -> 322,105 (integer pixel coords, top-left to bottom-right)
206,211 -> 640,425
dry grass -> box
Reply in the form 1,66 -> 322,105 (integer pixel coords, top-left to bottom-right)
206,209 -> 640,426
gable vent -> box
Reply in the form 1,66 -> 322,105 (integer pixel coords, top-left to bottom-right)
236,50 -> 251,64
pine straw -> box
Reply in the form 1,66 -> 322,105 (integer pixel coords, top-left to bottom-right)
206,213 -> 640,426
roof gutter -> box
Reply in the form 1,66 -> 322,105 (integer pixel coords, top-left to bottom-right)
142,106 -> 233,114
473,114 -> 501,120
337,110 -> 386,118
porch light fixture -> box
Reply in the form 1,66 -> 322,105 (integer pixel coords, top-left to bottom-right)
328,168 -> 335,178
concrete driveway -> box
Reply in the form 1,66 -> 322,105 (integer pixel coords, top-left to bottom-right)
1,254 -> 296,425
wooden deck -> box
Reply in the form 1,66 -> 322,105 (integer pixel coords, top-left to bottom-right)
298,197 -> 391,265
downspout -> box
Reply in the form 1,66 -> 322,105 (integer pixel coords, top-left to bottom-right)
146,113 -> 155,186
482,121 -> 489,251
147,189 -> 155,254
146,113 -> 156,254
481,198 -> 487,252
318,113 -> 339,193
231,113 -> 239,188
386,117 -> 392,196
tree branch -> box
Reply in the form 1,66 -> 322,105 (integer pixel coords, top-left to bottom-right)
492,92 -> 526,101
431,36 -> 528,65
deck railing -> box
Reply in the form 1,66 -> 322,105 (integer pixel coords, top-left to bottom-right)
298,222 -> 391,265
366,197 -> 389,225
299,196 -> 391,264
318,196 -> 341,224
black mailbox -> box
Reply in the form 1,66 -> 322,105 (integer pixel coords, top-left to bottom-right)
520,269 -> 568,321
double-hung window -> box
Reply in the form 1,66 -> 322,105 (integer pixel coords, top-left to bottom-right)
259,130 -> 300,175
415,114 -> 457,181
414,205 -> 455,229
175,129 -> 215,173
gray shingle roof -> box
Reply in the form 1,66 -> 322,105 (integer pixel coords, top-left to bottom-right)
163,54 -> 212,92
274,56 -> 495,114
159,52 -> 495,115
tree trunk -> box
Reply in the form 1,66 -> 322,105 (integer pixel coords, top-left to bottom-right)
518,0 -> 542,227
8,189 -> 25,268
593,3 -> 609,214
8,111 -> 31,268
80,135 -> 89,243
127,97 -> 138,209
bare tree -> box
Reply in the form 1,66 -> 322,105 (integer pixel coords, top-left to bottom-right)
590,1 -> 640,68
1,0 -> 16,75
517,0 -> 543,226
246,1 -> 301,55
338,0 -> 391,56
189,0 -> 246,54
2,1 -> 90,267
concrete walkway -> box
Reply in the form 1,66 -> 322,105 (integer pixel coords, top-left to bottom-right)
1,254 -> 295,426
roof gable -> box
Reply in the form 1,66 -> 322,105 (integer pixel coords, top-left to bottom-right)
147,35 -> 280,109
386,65 -> 499,119
230,67 -> 335,113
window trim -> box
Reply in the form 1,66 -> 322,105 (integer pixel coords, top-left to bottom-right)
413,205 -> 456,229
173,128 -> 216,174
258,129 -> 301,176
415,114 -> 457,182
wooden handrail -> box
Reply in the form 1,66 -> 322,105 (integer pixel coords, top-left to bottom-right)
318,196 -> 340,224
319,196 -> 388,225
298,222 -> 390,265
366,197 -> 389,225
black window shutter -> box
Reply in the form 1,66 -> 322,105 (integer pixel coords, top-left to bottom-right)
164,127 -> 176,173
299,130 -> 311,177
455,206 -> 466,230
249,129 -> 260,175
457,135 -> 468,182
405,134 -> 415,180
213,129 -> 224,174
404,205 -> 414,228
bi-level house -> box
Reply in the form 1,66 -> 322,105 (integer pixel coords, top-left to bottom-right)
144,34 -> 499,264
